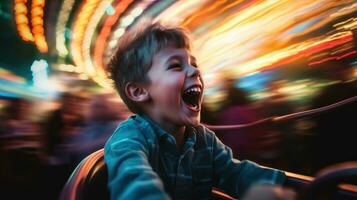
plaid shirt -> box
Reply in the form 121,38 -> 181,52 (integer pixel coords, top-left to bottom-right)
104,115 -> 285,200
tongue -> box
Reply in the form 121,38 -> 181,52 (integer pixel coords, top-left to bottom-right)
184,100 -> 198,111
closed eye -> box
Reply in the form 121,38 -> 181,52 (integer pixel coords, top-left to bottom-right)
168,63 -> 182,70
191,63 -> 198,68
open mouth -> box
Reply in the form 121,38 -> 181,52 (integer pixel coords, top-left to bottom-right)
182,85 -> 202,111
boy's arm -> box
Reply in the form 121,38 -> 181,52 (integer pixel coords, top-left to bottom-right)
210,130 -> 286,199
104,125 -> 170,200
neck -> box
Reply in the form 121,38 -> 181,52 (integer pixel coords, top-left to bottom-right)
145,113 -> 187,149
158,121 -> 186,148
170,126 -> 186,149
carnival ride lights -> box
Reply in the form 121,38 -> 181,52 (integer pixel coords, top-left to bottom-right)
14,0 -> 33,42
13,0 -> 356,92
55,0 -> 76,57
14,0 -> 48,53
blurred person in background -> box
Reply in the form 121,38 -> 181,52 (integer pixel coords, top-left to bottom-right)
217,78 -> 282,168
259,80 -> 296,117
0,97 -> 40,136
41,91 -> 89,164
0,97 -> 42,199
257,80 -> 300,172
65,92 -> 125,166
40,90 -> 89,199
310,59 -> 357,173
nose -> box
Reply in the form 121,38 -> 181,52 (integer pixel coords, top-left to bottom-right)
187,65 -> 200,77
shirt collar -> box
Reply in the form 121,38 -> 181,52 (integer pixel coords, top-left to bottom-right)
138,114 -> 197,145
138,114 -> 169,139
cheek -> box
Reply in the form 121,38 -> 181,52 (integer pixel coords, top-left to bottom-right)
157,76 -> 184,102
199,75 -> 204,88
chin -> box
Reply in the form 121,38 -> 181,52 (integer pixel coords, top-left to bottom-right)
186,115 -> 201,126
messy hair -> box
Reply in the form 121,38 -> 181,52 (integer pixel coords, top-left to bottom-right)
108,22 -> 192,114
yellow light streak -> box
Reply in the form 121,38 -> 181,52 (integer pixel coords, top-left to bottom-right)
55,0 -> 76,57
71,0 -> 101,75
31,0 -> 48,52
82,0 -> 115,81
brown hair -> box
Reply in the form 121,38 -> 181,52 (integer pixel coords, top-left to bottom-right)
108,22 -> 192,114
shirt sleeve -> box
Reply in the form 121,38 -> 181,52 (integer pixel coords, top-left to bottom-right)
104,124 -> 171,200
211,130 -> 286,199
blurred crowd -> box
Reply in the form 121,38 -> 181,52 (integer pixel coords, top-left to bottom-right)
201,60 -> 356,177
0,90 -> 129,199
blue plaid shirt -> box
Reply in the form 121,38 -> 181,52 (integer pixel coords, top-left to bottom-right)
104,115 -> 286,200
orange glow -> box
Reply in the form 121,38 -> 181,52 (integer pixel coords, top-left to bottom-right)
309,50 -> 357,66
14,0 -> 34,42
15,14 -> 27,24
32,16 -> 43,25
32,26 -> 44,34
31,0 -> 48,52
70,0 -> 102,75
14,3 -> 27,13
93,0 -> 133,72
231,32 -> 353,75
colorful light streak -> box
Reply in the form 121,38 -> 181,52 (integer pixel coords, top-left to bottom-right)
93,0 -> 134,76
154,0 -> 210,26
309,50 -> 357,66
14,0 -> 34,42
13,0 -> 48,52
233,31 -> 353,75
105,0 -> 157,58
70,0 -> 101,75
51,0 -> 356,93
82,0 -> 115,82
31,0 -> 48,52
55,0 -> 76,57
0,68 -> 26,83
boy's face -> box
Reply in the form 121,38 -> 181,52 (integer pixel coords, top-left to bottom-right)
145,47 -> 204,128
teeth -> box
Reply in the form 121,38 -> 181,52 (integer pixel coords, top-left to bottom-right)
184,86 -> 201,94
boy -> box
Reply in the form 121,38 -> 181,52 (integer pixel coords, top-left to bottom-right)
104,22 -> 287,200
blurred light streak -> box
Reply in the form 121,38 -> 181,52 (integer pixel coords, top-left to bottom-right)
55,0 -> 76,57
308,50 -> 357,66
0,68 -> 26,83
31,0 -> 48,52
55,0 -> 356,93
105,5 -> 115,15
234,31 -> 353,75
70,0 -> 101,76
330,42 -> 355,55
105,0 -> 157,60
185,1 -> 355,85
14,0 -> 34,42
82,0 -> 114,84
93,0 -> 134,76
57,64 -> 80,73
154,0 -> 211,26
330,2 -> 357,18
194,0 -> 326,73
334,18 -> 357,31
180,0 -> 241,29
277,1 -> 355,41
31,59 -> 49,90
0,79 -> 53,99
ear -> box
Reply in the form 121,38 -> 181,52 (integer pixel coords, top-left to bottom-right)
125,82 -> 150,102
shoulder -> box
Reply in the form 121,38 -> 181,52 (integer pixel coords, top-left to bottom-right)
195,124 -> 216,136
194,124 -> 218,146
